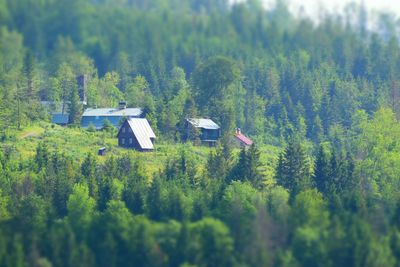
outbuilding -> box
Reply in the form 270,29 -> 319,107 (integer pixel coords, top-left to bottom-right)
185,118 -> 221,147
117,118 -> 156,151
98,147 -> 107,156
233,128 -> 253,149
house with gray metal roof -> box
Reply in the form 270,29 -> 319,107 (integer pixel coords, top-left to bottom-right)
81,102 -> 143,129
185,118 -> 221,146
117,118 -> 156,151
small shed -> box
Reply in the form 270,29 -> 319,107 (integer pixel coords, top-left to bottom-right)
185,118 -> 221,147
117,118 -> 156,151
233,128 -> 253,148
52,113 -> 69,126
98,147 -> 106,156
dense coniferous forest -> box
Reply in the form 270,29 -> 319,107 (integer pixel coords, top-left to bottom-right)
2,0 -> 400,266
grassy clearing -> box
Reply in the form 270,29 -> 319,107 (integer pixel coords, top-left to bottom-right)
4,123 -> 281,177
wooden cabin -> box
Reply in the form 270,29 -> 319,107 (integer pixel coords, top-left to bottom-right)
185,118 -> 221,147
117,118 -> 156,151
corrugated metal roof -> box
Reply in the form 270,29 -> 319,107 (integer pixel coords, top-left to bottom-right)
127,118 -> 156,150
52,113 -> 69,125
187,118 -> 220,130
82,108 -> 142,117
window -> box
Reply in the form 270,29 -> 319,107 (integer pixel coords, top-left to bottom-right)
129,138 -> 133,144
121,138 -> 125,145
122,127 -> 125,133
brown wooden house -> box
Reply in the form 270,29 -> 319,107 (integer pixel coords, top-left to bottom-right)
117,118 -> 156,151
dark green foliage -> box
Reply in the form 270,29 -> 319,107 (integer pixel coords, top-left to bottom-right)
35,142 -> 49,171
275,139 -> 312,199
229,144 -> 263,187
192,56 -> 240,133
313,145 -> 332,195
189,218 -> 235,267
68,84 -> 82,125
122,160 -> 147,215
313,145 -> 357,199
81,153 -> 98,198
146,176 -> 163,221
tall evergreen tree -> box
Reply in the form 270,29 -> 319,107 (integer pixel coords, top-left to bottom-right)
81,154 -> 98,198
146,176 -> 162,221
229,144 -> 263,188
68,83 -> 82,124
313,144 -> 333,195
275,139 -> 312,199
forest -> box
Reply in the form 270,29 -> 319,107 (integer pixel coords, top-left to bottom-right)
2,0 -> 400,266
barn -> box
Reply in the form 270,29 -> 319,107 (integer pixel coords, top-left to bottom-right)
117,118 -> 156,151
185,118 -> 221,147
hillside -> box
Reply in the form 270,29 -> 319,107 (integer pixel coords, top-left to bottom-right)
2,0 -> 400,266
2,123 -> 279,181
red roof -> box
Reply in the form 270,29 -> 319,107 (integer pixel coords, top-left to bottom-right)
235,133 -> 253,146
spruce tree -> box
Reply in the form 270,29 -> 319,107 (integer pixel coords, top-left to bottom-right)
81,154 -> 98,198
246,144 -> 263,187
68,84 -> 82,124
146,176 -> 162,221
313,145 -> 332,195
275,139 -> 312,199
23,50 -> 38,100
229,144 -> 263,187
229,148 -> 247,183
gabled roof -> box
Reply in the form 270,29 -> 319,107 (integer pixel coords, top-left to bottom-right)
82,108 -> 142,117
235,133 -> 253,146
52,113 -> 69,125
119,118 -> 156,150
187,118 -> 220,130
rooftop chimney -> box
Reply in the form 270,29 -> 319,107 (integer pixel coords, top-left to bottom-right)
118,101 -> 127,110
